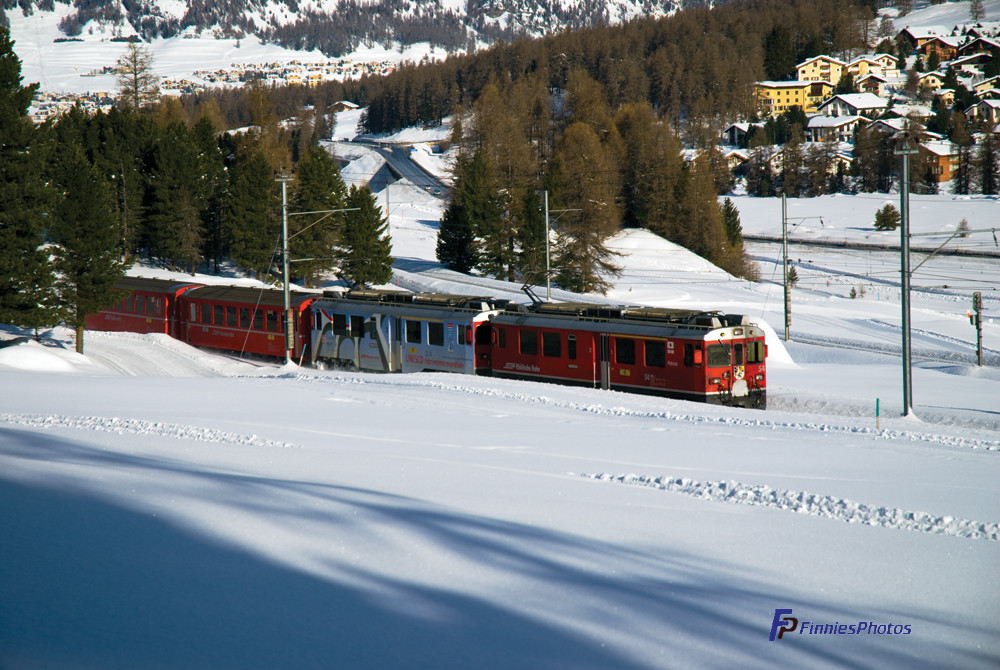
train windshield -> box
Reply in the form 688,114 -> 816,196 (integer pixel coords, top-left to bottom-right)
706,344 -> 730,368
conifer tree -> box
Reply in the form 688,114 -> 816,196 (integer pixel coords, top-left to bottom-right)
951,115 -> 974,195
436,198 -> 478,273
291,142 -> 348,285
143,122 -> 203,271
49,147 -> 132,354
192,116 -> 229,273
226,151 -> 278,279
116,41 -> 160,113
0,27 -> 58,332
553,122 -> 621,294
974,131 -> 998,195
339,185 -> 393,287
516,188 -> 547,286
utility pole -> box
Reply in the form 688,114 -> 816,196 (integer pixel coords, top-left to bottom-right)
782,193 -> 790,341
545,190 -> 551,300
895,135 -> 918,416
277,176 -> 294,365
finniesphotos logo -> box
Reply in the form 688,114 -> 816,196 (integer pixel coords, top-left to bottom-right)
769,608 -> 913,641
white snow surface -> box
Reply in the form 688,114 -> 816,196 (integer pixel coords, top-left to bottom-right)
3,3 -> 1000,664
2,170 -> 999,669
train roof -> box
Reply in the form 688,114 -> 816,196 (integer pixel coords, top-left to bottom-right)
115,276 -> 204,294
321,288 -> 503,312
502,301 -> 745,328
184,285 -> 316,308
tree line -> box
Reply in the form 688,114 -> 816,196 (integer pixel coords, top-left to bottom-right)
436,71 -> 753,295
0,29 -> 391,353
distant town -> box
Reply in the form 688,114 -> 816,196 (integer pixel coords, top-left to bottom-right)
29,58 -> 398,122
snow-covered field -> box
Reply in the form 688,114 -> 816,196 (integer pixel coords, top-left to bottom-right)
2,149 -> 999,668
3,2 -> 1000,667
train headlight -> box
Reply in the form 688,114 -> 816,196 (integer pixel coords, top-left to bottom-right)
710,377 -> 722,385
755,374 -> 764,381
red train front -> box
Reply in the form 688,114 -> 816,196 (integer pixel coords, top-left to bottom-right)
489,302 -> 766,408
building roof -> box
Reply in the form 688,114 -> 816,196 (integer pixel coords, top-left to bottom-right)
818,93 -> 889,110
807,115 -> 863,128
797,55 -> 847,68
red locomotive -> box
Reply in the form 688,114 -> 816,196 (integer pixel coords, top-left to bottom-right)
87,278 -> 767,408
490,302 -> 766,408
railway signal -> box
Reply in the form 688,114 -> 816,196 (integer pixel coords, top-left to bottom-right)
969,291 -> 983,367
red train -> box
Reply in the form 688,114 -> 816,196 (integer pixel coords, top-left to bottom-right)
87,277 -> 767,408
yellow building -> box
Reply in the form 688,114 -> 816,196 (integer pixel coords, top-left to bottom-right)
796,56 -> 847,84
755,80 -> 834,116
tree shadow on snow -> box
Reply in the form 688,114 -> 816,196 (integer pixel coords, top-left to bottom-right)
0,427 -> 995,670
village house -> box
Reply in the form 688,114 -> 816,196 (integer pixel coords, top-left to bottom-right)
919,71 -> 946,91
797,56 -> 847,84
974,75 -> 1000,96
965,99 -> 1000,125
816,93 -> 889,119
857,73 -> 890,97
919,141 -> 959,182
754,80 -> 834,116
899,26 -> 951,50
806,115 -> 863,143
957,36 -> 1000,59
919,35 -> 963,63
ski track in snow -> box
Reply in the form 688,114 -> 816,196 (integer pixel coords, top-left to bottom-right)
0,414 -> 297,449
271,371 -> 1000,452
580,472 -> 1000,542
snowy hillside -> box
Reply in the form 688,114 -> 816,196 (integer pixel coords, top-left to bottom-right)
2,127 -> 999,668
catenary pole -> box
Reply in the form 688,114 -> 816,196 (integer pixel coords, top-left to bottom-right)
896,137 -> 918,416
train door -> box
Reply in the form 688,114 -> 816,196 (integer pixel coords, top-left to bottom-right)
391,317 -> 402,371
599,333 -> 610,390
474,322 -> 492,374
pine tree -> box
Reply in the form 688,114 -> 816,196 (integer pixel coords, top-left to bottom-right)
339,185 -> 393,287
436,198 -> 478,273
0,27 -> 58,333
226,151 -> 278,279
951,115 -> 974,195
115,41 -> 160,113
516,188 -> 548,287
290,142 -> 348,286
192,116 -> 228,273
143,122 -> 203,271
874,203 -> 900,230
49,147 -> 132,354
763,26 -> 796,80
553,122 -> 622,294
974,131 -> 998,195
970,0 -> 985,22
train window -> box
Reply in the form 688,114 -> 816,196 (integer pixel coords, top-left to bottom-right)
645,340 -> 666,368
351,315 -> 364,336
226,306 -> 237,327
707,344 -> 729,367
200,304 -> 211,324
498,327 -> 506,349
734,343 -> 745,365
542,332 -> 561,358
684,343 -> 703,367
267,310 -> 278,332
253,309 -> 264,331
476,324 -> 491,345
332,313 -> 348,335
214,304 -> 224,324
279,312 -> 285,333
406,320 -> 422,344
135,295 -> 145,314
519,330 -> 538,356
568,334 -> 577,360
747,340 -> 765,364
153,297 -> 162,316
240,308 -> 251,328
615,338 -> 636,365
428,322 -> 444,346
458,325 -> 466,345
